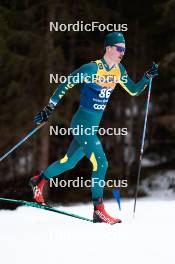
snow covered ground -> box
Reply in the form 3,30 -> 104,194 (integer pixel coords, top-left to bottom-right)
0,197 -> 175,264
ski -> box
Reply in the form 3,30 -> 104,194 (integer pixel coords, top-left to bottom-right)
0,197 -> 93,223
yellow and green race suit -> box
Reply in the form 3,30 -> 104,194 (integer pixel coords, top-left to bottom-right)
43,57 -> 149,203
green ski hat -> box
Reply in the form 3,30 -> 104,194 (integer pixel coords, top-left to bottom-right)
104,32 -> 125,47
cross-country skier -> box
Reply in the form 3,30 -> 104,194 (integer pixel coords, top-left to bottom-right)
29,32 -> 158,224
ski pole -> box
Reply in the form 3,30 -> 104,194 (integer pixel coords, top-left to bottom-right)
0,122 -> 46,162
133,77 -> 153,216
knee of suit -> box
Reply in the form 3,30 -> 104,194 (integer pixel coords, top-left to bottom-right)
59,154 -> 77,170
90,152 -> 108,172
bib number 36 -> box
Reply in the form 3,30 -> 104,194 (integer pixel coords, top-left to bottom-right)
99,88 -> 112,98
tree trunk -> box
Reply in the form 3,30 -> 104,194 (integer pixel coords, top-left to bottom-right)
38,4 -> 55,171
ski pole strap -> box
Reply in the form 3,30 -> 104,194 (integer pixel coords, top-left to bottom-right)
0,122 -> 46,162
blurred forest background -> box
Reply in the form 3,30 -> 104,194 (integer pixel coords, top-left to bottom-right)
0,0 -> 175,206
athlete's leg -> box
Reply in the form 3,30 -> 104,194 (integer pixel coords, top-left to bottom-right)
43,138 -> 85,179
72,133 -> 122,224
29,138 -> 85,203
75,134 -> 108,202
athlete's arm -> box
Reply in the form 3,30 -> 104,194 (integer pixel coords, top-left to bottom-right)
118,63 -> 149,96
49,62 -> 97,105
34,62 -> 97,124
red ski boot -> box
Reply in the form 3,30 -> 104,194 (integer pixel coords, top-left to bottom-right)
29,174 -> 47,204
93,203 -> 122,225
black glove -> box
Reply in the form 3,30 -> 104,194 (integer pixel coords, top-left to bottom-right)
145,62 -> 159,79
34,103 -> 55,125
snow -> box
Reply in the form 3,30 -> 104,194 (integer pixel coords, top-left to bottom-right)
0,198 -> 175,264
141,156 -> 167,167
140,170 -> 175,197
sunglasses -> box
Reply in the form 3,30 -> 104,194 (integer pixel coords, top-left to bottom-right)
113,45 -> 126,53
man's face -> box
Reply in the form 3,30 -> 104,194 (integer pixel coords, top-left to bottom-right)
107,43 -> 126,64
